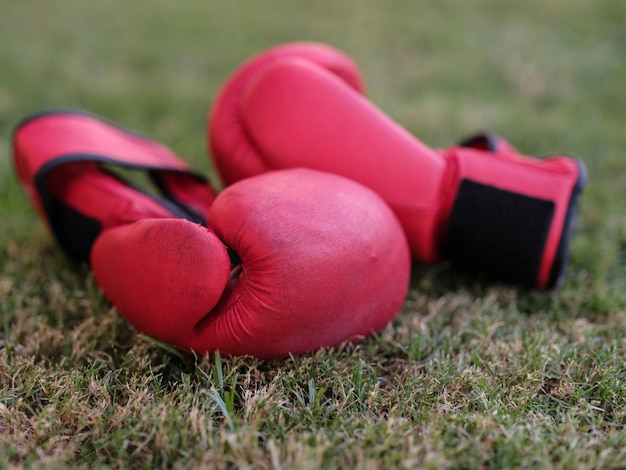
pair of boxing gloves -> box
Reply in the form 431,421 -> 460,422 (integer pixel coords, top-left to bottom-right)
13,42 -> 586,359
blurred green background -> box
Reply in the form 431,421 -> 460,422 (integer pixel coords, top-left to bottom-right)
2,1 -> 625,240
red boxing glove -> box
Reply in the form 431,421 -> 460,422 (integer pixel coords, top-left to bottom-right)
14,110 -> 410,359
209,43 -> 586,289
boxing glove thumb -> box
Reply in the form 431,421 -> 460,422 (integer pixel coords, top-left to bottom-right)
91,219 -> 231,344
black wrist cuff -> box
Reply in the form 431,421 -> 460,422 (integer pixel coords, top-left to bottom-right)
445,179 -> 555,287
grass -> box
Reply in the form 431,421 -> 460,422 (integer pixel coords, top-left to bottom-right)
2,0 -> 626,468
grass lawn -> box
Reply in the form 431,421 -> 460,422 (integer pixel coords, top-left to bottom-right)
2,0 -> 626,467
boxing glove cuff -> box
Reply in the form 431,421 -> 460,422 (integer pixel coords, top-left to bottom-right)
13,109 -> 215,261
443,149 -> 587,288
